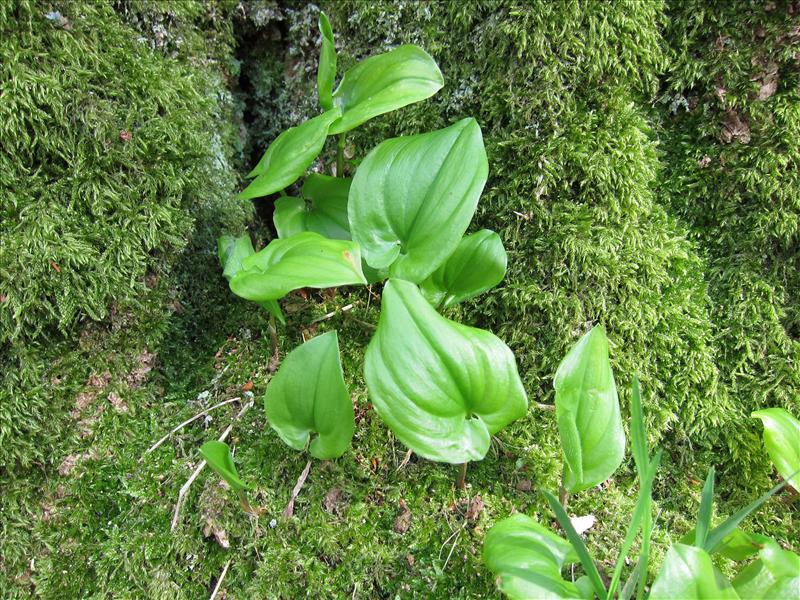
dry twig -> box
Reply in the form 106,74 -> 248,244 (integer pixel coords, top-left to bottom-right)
283,460 -> 312,518
143,397 -> 241,457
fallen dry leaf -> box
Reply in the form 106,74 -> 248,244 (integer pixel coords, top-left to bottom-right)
466,495 -> 484,521
720,109 -> 751,144
242,380 -> 254,392
516,479 -> 532,492
107,392 -> 128,413
322,488 -> 347,515
394,499 -> 412,533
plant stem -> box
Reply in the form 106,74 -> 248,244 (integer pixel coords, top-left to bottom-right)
278,188 -> 287,197
456,462 -> 468,490
336,133 -> 345,177
534,402 -> 555,411
268,313 -> 279,358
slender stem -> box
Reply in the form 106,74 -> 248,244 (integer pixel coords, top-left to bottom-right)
456,462 -> 468,490
534,402 -> 555,411
278,188 -> 287,197
268,313 -> 279,358
336,133 -> 345,177
238,490 -> 256,515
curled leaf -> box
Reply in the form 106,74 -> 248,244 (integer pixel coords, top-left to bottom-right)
317,12 -> 336,111
240,108 -> 341,200
349,118 -> 488,283
229,232 -> 366,302
265,331 -> 354,459
199,440 -> 250,492
329,45 -> 443,134
555,325 -> 625,493
419,229 -> 507,308
364,279 -> 527,464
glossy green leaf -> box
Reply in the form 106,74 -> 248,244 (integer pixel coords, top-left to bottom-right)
217,234 -> 284,324
273,175 -> 352,240
732,541 -> 800,599
239,108 -> 341,200
649,544 -> 740,599
349,118 -> 488,282
681,528 -> 772,561
364,278 -> 527,464
483,514 -> 587,600
229,232 -> 366,302
317,12 -> 336,111
265,331 -> 353,459
554,325 -> 625,493
199,440 -> 250,492
328,44 -> 443,134
752,407 -> 800,490
419,229 -> 507,308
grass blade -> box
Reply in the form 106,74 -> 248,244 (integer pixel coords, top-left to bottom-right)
694,466 -> 715,548
636,508 -> 655,600
630,376 -> 649,478
621,560 -> 640,600
542,489 -> 608,600
606,450 -> 662,599
703,468 -> 798,552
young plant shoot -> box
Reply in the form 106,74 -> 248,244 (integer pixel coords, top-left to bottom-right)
199,440 -> 256,514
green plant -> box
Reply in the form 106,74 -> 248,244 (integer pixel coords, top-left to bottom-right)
484,345 -> 798,600
199,440 -> 255,513
213,12 -> 526,489
751,408 -> 800,491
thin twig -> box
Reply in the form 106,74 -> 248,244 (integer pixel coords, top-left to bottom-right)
283,460 -> 312,518
209,559 -> 231,600
171,400 -> 254,531
395,448 -> 413,473
143,397 -> 241,457
442,528 -> 462,572
310,303 -> 354,324
534,402 -> 556,411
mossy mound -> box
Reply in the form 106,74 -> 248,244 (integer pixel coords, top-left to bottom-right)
0,0 -> 250,470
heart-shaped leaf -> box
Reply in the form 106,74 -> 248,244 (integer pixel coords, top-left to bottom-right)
555,325 -> 625,493
751,407 -> 800,490
732,541 -> 800,599
273,175 -> 352,240
239,108 -> 341,200
317,12 -> 336,111
218,234 -> 284,323
649,544 -> 740,599
199,440 -> 250,492
349,118 -> 488,283
265,331 -> 354,459
364,278 -> 527,464
328,44 -> 443,135
419,229 -> 507,308
483,514 -> 587,600
229,232 -> 366,302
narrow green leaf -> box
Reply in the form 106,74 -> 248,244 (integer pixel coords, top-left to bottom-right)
695,467 -> 716,549
620,561 -> 640,600
329,44 -> 443,134
732,541 -> 800,599
317,12 -> 336,111
704,473 -> 797,553
349,118 -> 488,282
636,508 -> 653,600
483,513 -> 585,600
364,279 -> 527,464
554,325 -> 625,493
240,108 -> 341,200
682,528 -> 773,561
199,440 -> 250,492
218,234 -> 284,323
649,544 -> 740,599
630,375 -> 649,479
542,489 -> 608,600
273,175 -> 352,240
606,451 -> 662,599
752,408 -> 800,490
419,229 -> 507,309
229,232 -> 366,302
265,331 -> 354,459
